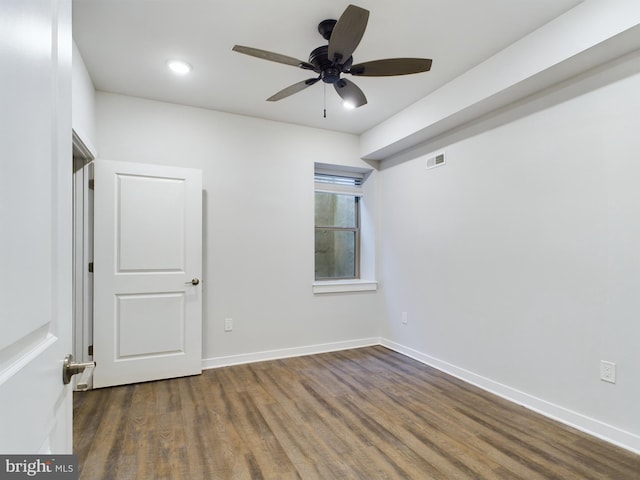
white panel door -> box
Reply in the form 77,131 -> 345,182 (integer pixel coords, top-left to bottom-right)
93,160 -> 202,388
0,0 -> 73,453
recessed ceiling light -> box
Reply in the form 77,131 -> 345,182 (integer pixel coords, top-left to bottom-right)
167,60 -> 192,75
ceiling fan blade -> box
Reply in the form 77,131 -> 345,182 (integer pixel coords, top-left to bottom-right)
349,58 -> 433,77
232,45 -> 315,70
328,5 -> 369,64
334,78 -> 367,108
267,78 -> 320,102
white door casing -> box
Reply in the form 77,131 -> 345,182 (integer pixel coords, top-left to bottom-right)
0,0 -> 73,453
93,160 -> 203,388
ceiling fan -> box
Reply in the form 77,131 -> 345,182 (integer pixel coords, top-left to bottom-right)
232,4 -> 432,109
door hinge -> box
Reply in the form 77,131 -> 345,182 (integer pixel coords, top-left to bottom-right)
88,179 -> 95,190
88,345 -> 94,356
88,262 -> 94,273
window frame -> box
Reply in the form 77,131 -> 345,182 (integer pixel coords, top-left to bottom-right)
312,163 -> 377,294
314,193 -> 361,281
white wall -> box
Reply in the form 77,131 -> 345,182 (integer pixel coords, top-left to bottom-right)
378,55 -> 640,451
95,92 -> 381,365
72,41 -> 96,151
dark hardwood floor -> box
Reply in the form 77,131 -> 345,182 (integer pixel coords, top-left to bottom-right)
74,346 -> 640,479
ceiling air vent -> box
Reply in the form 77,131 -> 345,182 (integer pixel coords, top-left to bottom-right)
426,153 -> 445,170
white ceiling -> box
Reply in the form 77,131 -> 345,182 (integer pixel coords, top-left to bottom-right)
72,0 -> 583,135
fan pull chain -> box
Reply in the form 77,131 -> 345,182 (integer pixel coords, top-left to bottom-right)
323,83 -> 327,118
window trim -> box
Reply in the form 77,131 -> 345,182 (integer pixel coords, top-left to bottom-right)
312,279 -> 378,294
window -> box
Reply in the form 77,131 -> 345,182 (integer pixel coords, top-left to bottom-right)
314,169 -> 363,280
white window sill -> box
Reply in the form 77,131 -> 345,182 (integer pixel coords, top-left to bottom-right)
312,280 -> 378,294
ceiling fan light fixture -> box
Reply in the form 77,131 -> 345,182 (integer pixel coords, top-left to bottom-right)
167,60 -> 192,75
343,100 -> 356,110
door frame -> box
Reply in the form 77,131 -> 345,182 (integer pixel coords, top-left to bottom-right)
72,130 -> 96,372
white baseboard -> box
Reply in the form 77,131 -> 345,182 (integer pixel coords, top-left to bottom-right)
380,338 -> 640,455
201,337 -> 380,370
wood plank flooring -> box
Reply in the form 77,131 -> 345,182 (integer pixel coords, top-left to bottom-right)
74,346 -> 640,479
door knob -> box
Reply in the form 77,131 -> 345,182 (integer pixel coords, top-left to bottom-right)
185,278 -> 200,286
63,354 -> 95,385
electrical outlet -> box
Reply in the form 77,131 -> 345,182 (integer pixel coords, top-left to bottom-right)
401,312 -> 408,325
600,360 -> 616,383
224,318 -> 233,332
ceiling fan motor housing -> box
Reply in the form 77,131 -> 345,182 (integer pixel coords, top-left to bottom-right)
309,45 -> 353,84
